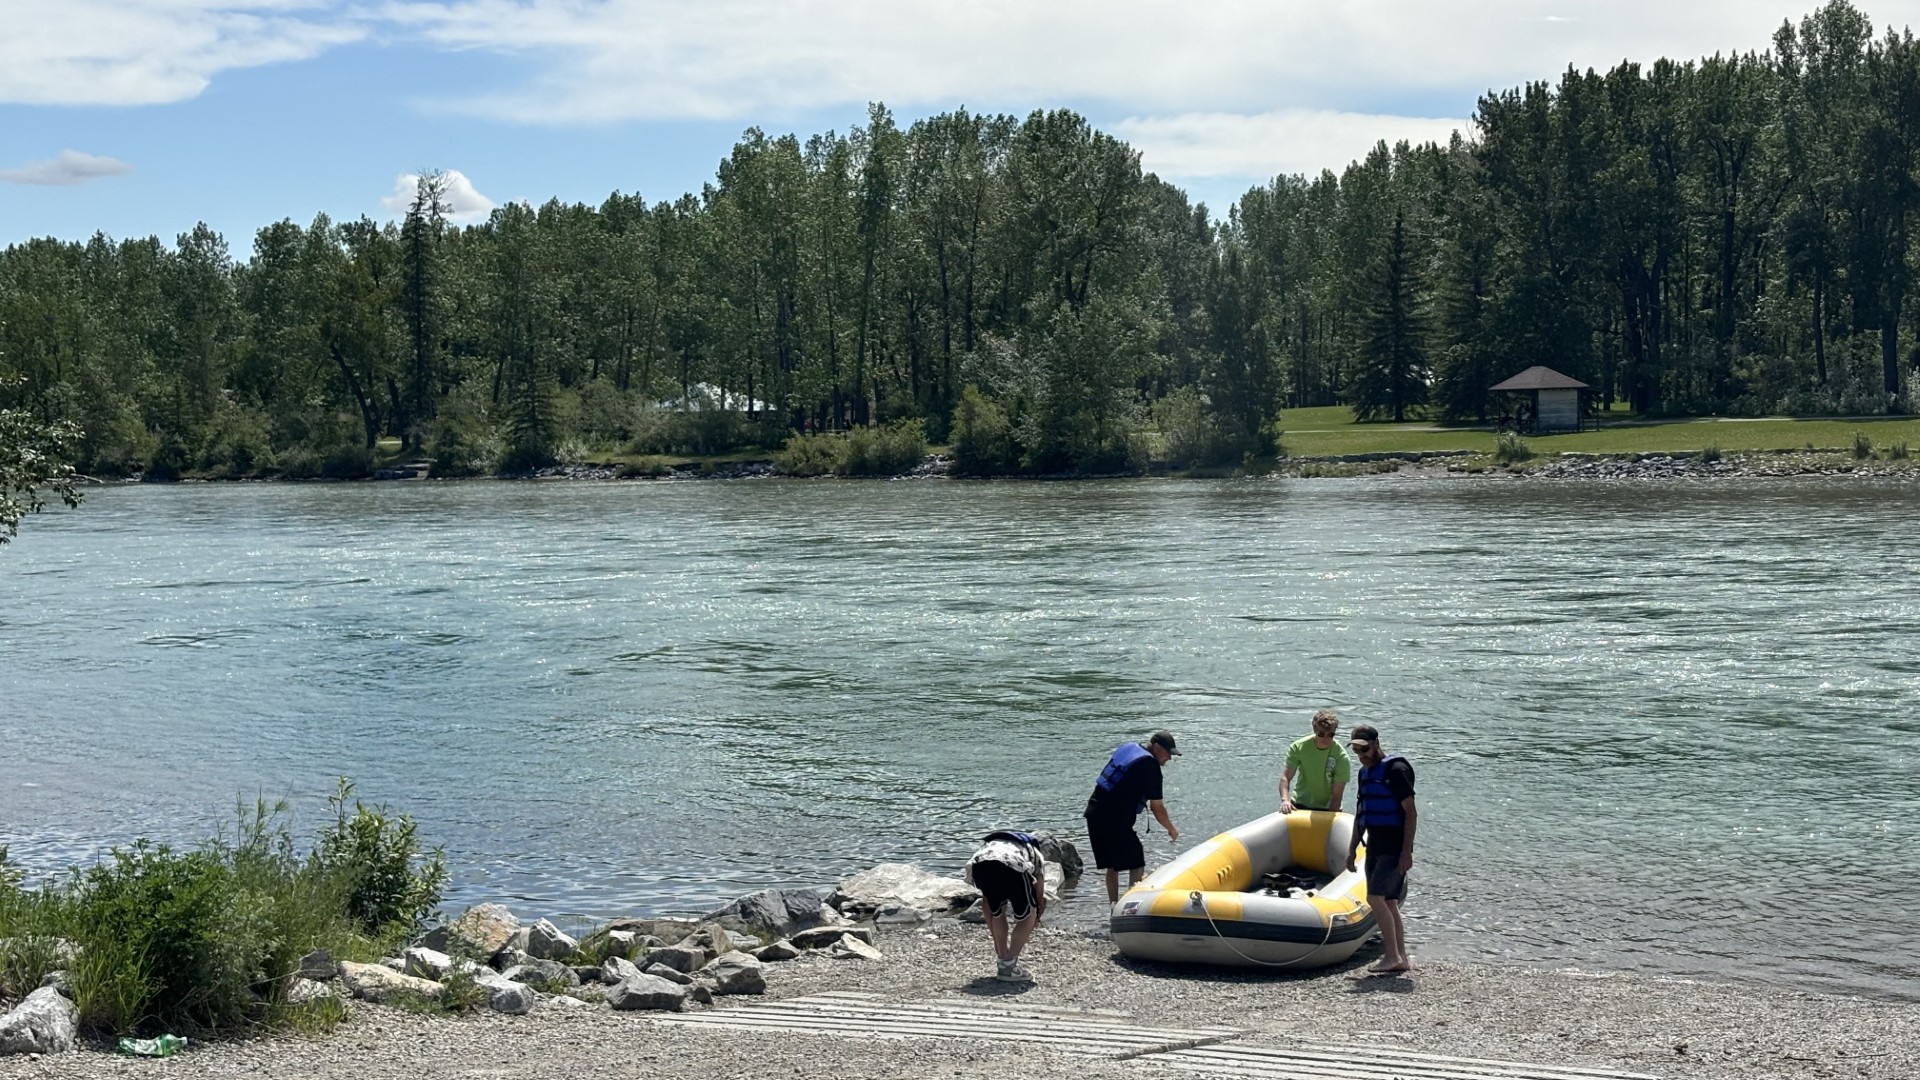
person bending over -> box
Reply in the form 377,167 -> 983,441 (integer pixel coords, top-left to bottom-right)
1083,730 -> 1181,904
964,830 -> 1048,983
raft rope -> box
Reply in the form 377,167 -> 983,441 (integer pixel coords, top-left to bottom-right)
1190,888 -> 1340,969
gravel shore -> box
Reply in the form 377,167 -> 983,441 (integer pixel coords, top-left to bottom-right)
6,925 -> 1912,1080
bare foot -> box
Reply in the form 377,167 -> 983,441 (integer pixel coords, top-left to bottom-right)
1367,959 -> 1410,974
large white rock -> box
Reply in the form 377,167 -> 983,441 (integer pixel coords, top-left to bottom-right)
829,863 -> 979,918
601,956 -> 642,984
639,943 -> 705,973
0,987 -> 78,1055
700,951 -> 766,995
525,919 -> 579,961
607,973 -> 691,1012
485,980 -> 537,1015
754,939 -> 801,962
420,903 -> 520,956
830,936 -> 884,961
707,889 -> 834,941
337,961 -> 444,1004
791,924 -> 875,950
402,946 -> 454,981
284,978 -> 340,1007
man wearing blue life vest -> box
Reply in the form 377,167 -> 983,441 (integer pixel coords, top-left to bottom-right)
1083,730 -> 1182,904
1343,724 -> 1417,974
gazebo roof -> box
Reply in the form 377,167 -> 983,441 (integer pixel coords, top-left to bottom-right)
1489,365 -> 1590,391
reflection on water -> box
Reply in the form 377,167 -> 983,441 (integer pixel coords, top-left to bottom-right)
2,478 -> 1917,999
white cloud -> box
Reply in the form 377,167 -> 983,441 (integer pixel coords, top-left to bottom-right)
1116,110 -> 1468,183
381,169 -> 497,223
375,0 -> 1920,127
0,1 -> 364,106
0,150 -> 135,186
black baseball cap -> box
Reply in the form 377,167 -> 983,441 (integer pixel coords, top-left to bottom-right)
1149,730 -> 1181,756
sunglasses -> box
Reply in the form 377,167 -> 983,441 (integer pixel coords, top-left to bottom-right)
1349,741 -> 1375,753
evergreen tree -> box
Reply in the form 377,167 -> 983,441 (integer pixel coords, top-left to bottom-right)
1351,212 -> 1430,422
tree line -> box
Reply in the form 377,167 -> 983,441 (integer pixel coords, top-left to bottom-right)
2,2 -> 1917,480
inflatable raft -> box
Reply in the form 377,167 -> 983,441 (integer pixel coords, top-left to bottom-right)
1110,810 -> 1375,967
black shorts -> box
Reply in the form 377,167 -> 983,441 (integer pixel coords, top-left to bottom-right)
1365,850 -> 1409,902
972,860 -> 1037,921
1085,815 -> 1144,871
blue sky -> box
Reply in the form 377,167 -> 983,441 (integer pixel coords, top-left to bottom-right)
5,1 -> 1915,252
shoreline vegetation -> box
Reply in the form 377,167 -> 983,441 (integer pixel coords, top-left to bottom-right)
75,409 -> 1920,485
17,5 -> 1920,499
2,791 -> 1915,1078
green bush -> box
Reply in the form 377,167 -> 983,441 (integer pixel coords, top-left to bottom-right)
843,420 -> 927,476
1852,430 -> 1874,459
1889,441 -> 1911,460
774,433 -> 848,477
320,445 -> 372,479
0,783 -> 444,1039
1698,444 -> 1722,463
949,386 -> 1020,476
310,779 -> 447,940
617,456 -> 675,478
1494,432 -> 1536,464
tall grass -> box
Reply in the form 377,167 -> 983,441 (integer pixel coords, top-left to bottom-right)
1853,430 -> 1874,459
0,782 -> 445,1039
1493,432 -> 1536,464
775,420 -> 927,477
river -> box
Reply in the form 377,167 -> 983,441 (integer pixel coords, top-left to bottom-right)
1,478 -> 1915,998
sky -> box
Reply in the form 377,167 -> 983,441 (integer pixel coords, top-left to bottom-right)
4,1 -> 1919,250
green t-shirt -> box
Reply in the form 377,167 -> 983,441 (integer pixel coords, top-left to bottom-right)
1283,735 -> 1352,810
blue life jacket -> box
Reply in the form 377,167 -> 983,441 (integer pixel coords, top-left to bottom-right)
1096,742 -> 1152,815
1357,754 -> 1411,830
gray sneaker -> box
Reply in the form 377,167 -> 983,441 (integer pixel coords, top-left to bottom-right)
996,961 -> 1032,983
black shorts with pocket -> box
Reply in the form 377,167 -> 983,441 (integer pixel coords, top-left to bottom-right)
1365,850 -> 1409,902
971,860 -> 1037,921
1085,815 -> 1145,872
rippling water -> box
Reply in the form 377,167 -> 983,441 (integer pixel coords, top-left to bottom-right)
2,479 -> 1917,998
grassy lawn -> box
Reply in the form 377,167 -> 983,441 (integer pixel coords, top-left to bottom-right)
1279,406 -> 1920,458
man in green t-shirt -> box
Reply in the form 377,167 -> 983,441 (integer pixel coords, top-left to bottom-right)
1280,709 -> 1352,813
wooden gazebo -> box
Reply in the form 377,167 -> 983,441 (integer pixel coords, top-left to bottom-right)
1490,366 -> 1590,433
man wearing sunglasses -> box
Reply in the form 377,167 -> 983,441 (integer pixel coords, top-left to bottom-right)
1343,724 -> 1417,974
1280,709 -> 1351,814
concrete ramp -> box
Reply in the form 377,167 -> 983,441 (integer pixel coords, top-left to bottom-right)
655,991 -> 1659,1080
653,990 -> 1242,1058
1142,1041 -> 1659,1080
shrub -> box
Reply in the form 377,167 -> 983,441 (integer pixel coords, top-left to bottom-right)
1,784 -> 444,1038
774,433 -> 848,477
1889,441 -> 1911,460
320,445 -> 372,480
617,456 -> 674,478
1494,432 -> 1535,464
310,779 -> 447,941
949,386 -> 1020,476
1698,444 -> 1722,463
843,420 -> 927,476
1852,430 -> 1874,459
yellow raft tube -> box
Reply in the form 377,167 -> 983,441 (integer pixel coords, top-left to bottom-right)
1110,810 -> 1375,967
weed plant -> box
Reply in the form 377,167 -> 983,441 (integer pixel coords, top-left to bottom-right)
0,781 -> 445,1039
843,420 -> 927,476
1494,432 -> 1536,464
773,432 -> 848,477
1853,430 -> 1874,459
